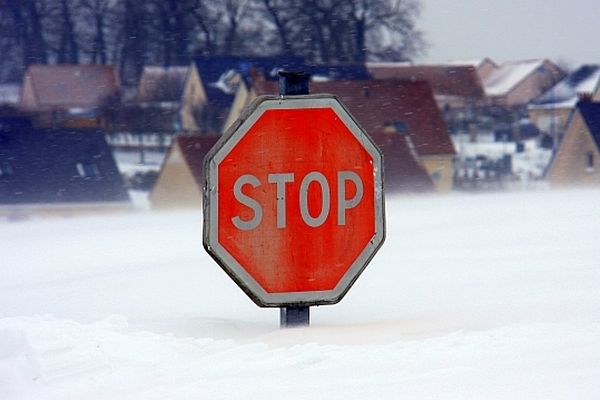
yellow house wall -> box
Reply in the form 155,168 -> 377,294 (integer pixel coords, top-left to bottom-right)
150,143 -> 203,209
593,85 -> 600,101
547,111 -> 600,186
420,154 -> 454,192
222,81 -> 251,133
180,66 -> 207,132
505,73 -> 545,106
19,74 -> 38,110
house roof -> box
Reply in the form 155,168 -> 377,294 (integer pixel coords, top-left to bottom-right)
577,101 -> 600,150
21,64 -> 120,110
369,131 -> 434,192
174,134 -> 221,187
254,78 -> 455,156
137,66 -> 188,103
366,63 -> 486,99
172,132 -> 431,194
0,127 -> 129,205
447,58 -> 497,68
193,56 -> 306,110
483,59 -> 546,97
530,65 -> 600,109
0,106 -> 33,129
304,64 -> 371,81
193,56 -> 373,107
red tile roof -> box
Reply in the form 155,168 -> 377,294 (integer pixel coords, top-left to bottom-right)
367,64 -> 486,99
369,130 -> 434,192
22,64 -> 120,110
254,78 -> 455,156
175,134 -> 221,187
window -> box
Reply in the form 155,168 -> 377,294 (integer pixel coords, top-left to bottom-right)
76,162 -> 101,178
384,121 -> 408,134
586,152 -> 594,172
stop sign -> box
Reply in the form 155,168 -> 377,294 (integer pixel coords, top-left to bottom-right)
203,95 -> 385,307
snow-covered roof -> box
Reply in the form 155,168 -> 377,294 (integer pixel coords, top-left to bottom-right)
484,59 -> 545,97
529,65 -> 600,109
447,59 -> 490,67
365,61 -> 412,68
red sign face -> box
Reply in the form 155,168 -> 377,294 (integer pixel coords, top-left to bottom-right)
204,96 -> 385,307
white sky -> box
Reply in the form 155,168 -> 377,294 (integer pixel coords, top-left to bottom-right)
418,0 -> 599,68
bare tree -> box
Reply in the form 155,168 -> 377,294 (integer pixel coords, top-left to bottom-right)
190,0 -> 220,56
254,0 -> 425,62
254,0 -> 295,55
79,0 -> 114,64
117,0 -> 148,84
1,0 -> 50,67
54,0 -> 80,64
0,0 -> 426,84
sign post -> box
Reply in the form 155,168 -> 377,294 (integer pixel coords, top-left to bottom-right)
278,71 -> 311,328
203,71 -> 385,328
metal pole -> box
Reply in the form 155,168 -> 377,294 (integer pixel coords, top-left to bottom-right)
278,70 -> 311,328
280,306 -> 310,328
279,71 -> 310,96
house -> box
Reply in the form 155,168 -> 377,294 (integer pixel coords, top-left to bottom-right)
545,100 -> 600,186
150,125 -> 432,212
150,134 -> 220,209
0,106 -> 32,129
115,66 -> 189,133
528,65 -> 600,142
483,59 -> 565,107
137,66 -> 188,104
0,125 -> 130,218
233,76 -> 454,192
369,131 -> 434,193
181,56 -> 372,133
366,62 -> 487,110
223,63 -> 370,132
448,58 -> 498,81
180,56 -> 305,133
19,64 -> 120,129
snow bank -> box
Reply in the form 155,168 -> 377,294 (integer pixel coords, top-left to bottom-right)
1,190 -> 599,399
0,327 -> 42,398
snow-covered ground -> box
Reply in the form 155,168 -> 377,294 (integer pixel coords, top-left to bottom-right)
1,189 -> 599,399
453,133 -> 553,180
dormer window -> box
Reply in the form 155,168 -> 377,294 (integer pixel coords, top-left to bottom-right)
384,121 -> 408,134
76,162 -> 101,178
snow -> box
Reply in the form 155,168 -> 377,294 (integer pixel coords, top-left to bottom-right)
0,84 -> 20,105
446,59 -> 487,67
1,190 -> 600,399
484,60 -> 544,97
113,149 -> 166,176
452,133 -> 553,179
529,68 -> 600,110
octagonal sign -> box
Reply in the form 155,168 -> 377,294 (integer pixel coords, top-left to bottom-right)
203,94 -> 385,307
